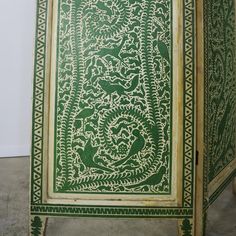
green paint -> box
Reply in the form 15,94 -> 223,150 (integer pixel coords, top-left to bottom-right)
54,0 -> 173,194
182,0 -> 195,208
204,0 -> 236,183
180,218 -> 193,236
31,204 -> 193,218
31,0 -> 195,218
31,216 -> 43,236
31,0 -> 48,204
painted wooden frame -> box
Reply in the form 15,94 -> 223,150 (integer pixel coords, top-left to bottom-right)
30,0 -> 236,235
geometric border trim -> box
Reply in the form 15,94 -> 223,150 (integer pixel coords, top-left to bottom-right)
182,0 -> 195,208
31,0 -> 48,204
31,205 -> 193,218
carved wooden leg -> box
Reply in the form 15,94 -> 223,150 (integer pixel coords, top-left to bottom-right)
30,215 -> 48,236
177,218 -> 194,236
233,177 -> 236,195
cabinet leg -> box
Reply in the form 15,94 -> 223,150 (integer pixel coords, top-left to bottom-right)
233,177 -> 236,195
30,215 -> 48,236
200,212 -> 207,236
194,211 -> 207,236
178,218 -> 194,236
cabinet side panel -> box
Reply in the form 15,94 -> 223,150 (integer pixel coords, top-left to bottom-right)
204,0 -> 236,198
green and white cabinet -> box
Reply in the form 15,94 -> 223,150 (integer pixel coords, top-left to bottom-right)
30,0 -> 236,235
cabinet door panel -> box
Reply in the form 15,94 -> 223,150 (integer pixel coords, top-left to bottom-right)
32,0 -> 191,208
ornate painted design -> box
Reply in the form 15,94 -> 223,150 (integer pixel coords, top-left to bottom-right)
31,216 -> 43,236
31,0 -> 48,204
31,204 -> 193,218
204,0 -> 236,183
54,0 -> 173,194
180,218 -> 193,236
31,0 -> 195,218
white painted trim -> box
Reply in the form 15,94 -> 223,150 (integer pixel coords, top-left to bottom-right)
0,145 -> 30,158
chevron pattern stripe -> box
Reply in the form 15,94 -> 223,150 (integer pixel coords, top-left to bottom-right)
31,0 -> 48,204
31,204 -> 193,218
183,0 -> 195,208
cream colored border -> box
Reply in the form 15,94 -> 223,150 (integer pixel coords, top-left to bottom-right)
175,0 -> 184,206
208,159 -> 236,196
42,0 -> 54,203
195,0 -> 205,234
44,0 -> 184,207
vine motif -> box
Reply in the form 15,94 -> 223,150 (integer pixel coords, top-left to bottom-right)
31,0 -> 196,219
54,0 -> 172,194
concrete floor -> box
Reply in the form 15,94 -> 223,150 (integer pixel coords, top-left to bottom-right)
0,157 -> 235,236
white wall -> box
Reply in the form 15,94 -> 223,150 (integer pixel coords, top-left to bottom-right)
0,1 -> 36,157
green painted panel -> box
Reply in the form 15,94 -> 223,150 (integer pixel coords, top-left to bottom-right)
31,0 -> 195,217
53,0 -> 173,194
204,0 -> 236,183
